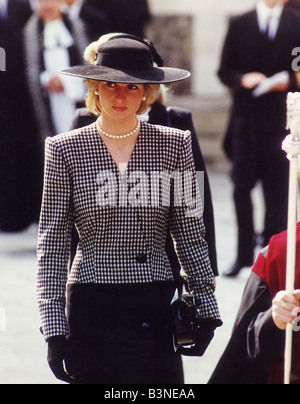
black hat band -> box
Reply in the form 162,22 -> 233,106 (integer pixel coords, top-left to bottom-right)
94,51 -> 154,71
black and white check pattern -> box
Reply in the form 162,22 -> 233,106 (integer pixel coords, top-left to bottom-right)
37,122 -> 221,339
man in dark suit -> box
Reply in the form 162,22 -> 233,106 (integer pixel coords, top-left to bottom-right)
218,0 -> 300,276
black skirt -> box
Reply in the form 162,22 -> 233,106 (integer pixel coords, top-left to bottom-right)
65,282 -> 184,384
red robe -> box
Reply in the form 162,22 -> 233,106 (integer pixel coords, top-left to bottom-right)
209,223 -> 300,384
252,222 -> 300,384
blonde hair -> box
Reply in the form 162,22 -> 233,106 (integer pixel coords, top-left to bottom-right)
83,35 -> 161,116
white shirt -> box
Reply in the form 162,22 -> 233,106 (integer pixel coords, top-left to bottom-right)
256,0 -> 284,40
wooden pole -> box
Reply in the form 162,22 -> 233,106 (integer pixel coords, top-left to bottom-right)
282,93 -> 300,384
284,153 -> 298,384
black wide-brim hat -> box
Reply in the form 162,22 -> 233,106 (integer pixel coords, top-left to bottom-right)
60,38 -> 191,84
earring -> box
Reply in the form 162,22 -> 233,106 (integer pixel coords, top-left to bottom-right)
95,90 -> 99,95
142,96 -> 147,101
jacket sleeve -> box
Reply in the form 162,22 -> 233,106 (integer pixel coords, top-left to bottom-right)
169,132 -> 221,323
37,137 -> 74,340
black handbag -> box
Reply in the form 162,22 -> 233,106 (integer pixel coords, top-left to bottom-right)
170,283 -> 219,356
170,283 -> 199,351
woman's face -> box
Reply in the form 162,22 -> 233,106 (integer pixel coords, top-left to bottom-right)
96,82 -> 147,121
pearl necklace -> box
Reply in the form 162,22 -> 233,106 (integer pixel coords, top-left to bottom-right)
96,117 -> 141,140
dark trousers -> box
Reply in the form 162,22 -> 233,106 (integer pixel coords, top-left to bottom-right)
233,157 -> 289,264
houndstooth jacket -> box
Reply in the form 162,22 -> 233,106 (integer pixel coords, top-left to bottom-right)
37,121 -> 221,339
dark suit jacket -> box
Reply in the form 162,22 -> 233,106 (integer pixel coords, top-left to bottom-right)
70,104 -> 218,276
0,0 -> 32,108
86,0 -> 150,37
218,7 -> 300,170
288,0 -> 300,13
77,2 -> 109,41
0,0 -> 32,33
0,0 -> 36,231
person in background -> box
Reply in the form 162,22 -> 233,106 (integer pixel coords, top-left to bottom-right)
0,0 -> 36,232
69,33 -> 219,278
23,0 -> 89,140
209,151 -> 300,384
22,0 -> 90,221
63,0 -> 109,41
218,0 -> 300,277
209,220 -> 300,384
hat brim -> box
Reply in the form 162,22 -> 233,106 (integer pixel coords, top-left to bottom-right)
60,65 -> 190,84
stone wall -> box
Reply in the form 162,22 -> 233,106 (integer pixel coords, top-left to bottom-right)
147,0 -> 256,96
146,15 -> 192,94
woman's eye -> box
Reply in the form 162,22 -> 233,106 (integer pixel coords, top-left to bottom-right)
105,83 -> 139,90
106,82 -> 117,88
128,85 -> 138,90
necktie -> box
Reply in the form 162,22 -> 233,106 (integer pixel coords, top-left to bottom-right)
265,16 -> 272,39
265,15 -> 278,41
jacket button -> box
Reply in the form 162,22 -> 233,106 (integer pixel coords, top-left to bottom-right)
136,253 -> 147,264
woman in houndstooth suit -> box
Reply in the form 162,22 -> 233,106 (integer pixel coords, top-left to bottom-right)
37,37 -> 222,384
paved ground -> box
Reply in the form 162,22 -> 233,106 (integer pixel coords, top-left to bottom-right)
0,169 -> 266,385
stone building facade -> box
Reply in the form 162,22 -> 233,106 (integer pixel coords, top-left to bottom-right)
146,0 -> 256,96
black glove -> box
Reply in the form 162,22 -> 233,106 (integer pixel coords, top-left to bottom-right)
178,320 -> 221,357
47,335 -> 74,384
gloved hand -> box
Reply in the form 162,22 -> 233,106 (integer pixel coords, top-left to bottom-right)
178,320 -> 221,357
47,335 -> 74,384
